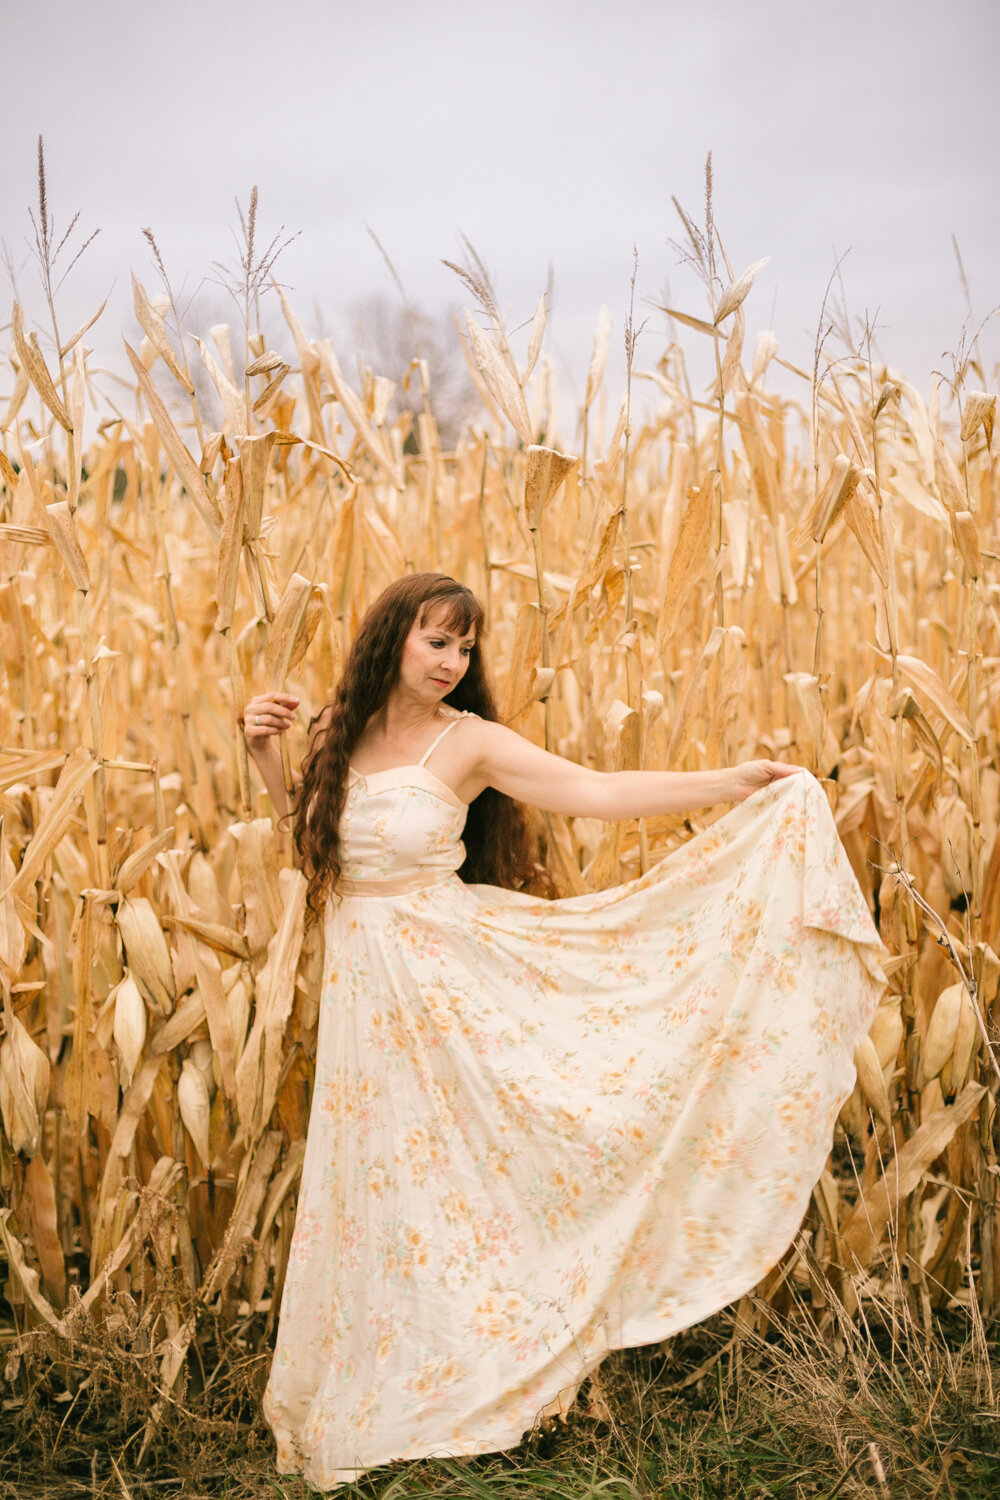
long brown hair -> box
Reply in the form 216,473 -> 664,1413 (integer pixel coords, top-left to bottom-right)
295,573 -> 541,920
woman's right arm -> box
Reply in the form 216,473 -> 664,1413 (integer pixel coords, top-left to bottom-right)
244,693 -> 336,820
244,691 -> 302,819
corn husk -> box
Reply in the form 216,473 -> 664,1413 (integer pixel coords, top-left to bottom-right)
463,313 -> 532,445
960,390 -> 995,446
8,747 -> 99,926
24,1151 -> 67,1307
115,826 -> 176,897
585,307 -> 613,408
838,1082 -> 866,1143
853,1034 -> 892,1126
132,273 -> 194,394
797,454 -> 861,544
11,302 -> 72,431
937,795 -> 975,902
222,965 -> 251,1058
523,446 -> 577,531
0,827 -> 27,977
43,502 -> 90,591
189,1037 -> 217,1098
177,1057 -> 211,1167
264,572 -> 324,680
115,895 -> 176,1017
0,1208 -> 61,1328
656,484 -> 712,648
868,999 -> 903,1079
894,655 -> 974,745
713,256 -> 770,324
234,867 -> 307,1144
112,972 -> 147,1087
918,982 -> 965,1087
941,988 -> 978,1095
841,1084 -> 985,1271
0,996 -> 51,1157
124,340 -> 220,538
951,510 -> 982,578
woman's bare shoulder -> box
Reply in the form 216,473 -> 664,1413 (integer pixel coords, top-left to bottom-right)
462,715 -> 536,760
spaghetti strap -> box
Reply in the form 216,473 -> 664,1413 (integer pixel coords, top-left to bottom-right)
418,710 -> 468,767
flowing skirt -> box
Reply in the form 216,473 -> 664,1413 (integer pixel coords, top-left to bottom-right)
263,772 -> 885,1488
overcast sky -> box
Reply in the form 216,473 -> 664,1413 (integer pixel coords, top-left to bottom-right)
2,0 -> 997,426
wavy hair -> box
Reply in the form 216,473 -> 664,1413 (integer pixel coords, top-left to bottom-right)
295,573 -> 542,922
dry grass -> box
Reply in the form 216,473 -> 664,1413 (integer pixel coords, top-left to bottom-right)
2,1305 -> 998,1496
0,176 -> 998,1491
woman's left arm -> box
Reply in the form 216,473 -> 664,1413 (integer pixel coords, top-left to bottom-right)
461,718 -> 802,819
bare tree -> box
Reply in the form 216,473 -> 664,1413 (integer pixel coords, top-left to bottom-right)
348,294 -> 477,448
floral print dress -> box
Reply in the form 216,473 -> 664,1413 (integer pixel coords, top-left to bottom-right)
263,712 -> 886,1489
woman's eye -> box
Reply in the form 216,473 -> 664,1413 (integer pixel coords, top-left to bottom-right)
461,647 -> 472,656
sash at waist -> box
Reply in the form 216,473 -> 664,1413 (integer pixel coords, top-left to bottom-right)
337,869 -> 457,898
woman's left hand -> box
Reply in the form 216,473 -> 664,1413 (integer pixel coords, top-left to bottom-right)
730,760 -> 804,802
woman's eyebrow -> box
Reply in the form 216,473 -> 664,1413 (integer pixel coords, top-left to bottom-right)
424,626 -> 476,643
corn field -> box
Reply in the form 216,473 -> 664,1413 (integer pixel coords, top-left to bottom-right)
0,232 -> 998,1445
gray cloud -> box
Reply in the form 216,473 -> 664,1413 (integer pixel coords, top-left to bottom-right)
3,0 -> 997,422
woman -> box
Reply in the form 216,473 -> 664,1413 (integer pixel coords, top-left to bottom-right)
246,572 -> 885,1490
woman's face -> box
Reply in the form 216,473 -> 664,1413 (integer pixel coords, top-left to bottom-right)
397,603 -> 476,703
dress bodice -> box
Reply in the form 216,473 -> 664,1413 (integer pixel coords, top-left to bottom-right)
338,710 -> 470,889
340,769 -> 468,883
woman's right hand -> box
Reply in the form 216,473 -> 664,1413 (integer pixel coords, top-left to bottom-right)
243,692 -> 300,755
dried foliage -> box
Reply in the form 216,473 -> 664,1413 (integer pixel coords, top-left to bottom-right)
0,211 -> 998,1470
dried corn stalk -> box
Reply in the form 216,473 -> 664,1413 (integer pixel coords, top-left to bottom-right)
0,258 -> 997,1395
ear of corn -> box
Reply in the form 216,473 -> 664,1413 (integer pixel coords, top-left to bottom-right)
177,1057 -> 212,1167
868,999 -> 904,1078
941,987 -> 979,1095
919,982 -> 965,1086
0,997 -> 51,1157
115,896 -> 176,1017
853,1035 -> 893,1126
112,972 -> 147,1088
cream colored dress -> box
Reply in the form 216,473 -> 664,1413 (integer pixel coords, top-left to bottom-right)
263,711 -> 885,1489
